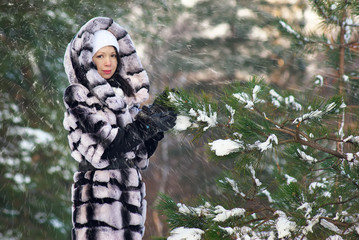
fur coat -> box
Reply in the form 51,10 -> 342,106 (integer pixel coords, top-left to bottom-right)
63,17 -> 159,240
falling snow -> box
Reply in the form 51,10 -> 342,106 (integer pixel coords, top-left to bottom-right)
2,1 -> 359,239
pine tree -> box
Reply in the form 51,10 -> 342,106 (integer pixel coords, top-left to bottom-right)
158,1 -> 359,239
0,1 -> 132,238
123,1 -> 315,237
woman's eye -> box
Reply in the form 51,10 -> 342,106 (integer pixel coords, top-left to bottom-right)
111,54 -> 116,58
96,55 -> 103,58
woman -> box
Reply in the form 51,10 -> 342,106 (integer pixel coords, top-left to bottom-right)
63,17 -> 176,240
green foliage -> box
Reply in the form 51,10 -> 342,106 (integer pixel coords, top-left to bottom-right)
158,1 -> 359,238
0,0 -> 132,239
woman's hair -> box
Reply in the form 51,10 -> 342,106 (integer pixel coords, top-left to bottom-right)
111,50 -> 135,97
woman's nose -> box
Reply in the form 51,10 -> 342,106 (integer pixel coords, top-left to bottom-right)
104,57 -> 111,66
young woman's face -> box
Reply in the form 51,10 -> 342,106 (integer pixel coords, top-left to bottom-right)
92,46 -> 118,79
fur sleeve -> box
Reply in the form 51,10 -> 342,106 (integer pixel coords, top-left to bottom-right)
63,84 -> 119,169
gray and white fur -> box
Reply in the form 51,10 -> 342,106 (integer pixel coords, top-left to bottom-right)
63,17 -> 154,240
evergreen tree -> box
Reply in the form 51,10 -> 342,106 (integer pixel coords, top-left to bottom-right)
0,1 -> 132,238
121,1 -> 315,237
158,1 -> 359,239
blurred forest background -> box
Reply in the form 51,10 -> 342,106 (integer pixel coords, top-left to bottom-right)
1,0 -> 356,239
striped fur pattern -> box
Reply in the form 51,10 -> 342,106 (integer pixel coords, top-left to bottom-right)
63,17 -> 151,239
71,169 -> 146,240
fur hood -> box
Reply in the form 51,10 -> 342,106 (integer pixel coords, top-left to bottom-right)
64,16 -> 149,109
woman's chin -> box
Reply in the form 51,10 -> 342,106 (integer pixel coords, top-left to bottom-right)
102,74 -> 113,79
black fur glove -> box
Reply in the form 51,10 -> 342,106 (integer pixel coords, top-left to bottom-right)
145,132 -> 164,158
102,103 -> 176,160
137,105 -> 176,133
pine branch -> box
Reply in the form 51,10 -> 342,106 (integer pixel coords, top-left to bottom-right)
320,216 -> 355,229
318,194 -> 359,209
253,105 -> 348,160
159,2 -> 359,236
297,137 -> 346,159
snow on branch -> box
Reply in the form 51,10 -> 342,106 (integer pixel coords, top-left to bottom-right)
168,91 -> 218,132
292,101 -> 339,124
213,205 -> 246,222
261,189 -> 273,203
209,139 -> 244,156
168,227 -> 204,240
285,174 -> 297,185
297,202 -> 312,219
249,134 -> 278,152
300,211 -> 323,236
326,235 -> 344,240
220,226 -> 263,240
248,164 -> 262,187
343,135 -> 359,145
312,1 -> 339,24
176,201 -> 246,223
219,177 -> 246,198
269,89 -> 283,107
274,211 -> 297,239
233,85 -> 265,110
309,182 -> 327,194
279,20 -> 301,39
344,18 -> 353,44
225,104 -> 235,124
191,105 -> 217,131
269,90 -> 303,111
279,20 -> 308,43
285,95 -> 302,111
320,219 -> 342,235
173,115 -> 192,131
168,91 -> 183,106
209,134 -> 278,157
297,149 -> 318,164
177,202 -> 212,218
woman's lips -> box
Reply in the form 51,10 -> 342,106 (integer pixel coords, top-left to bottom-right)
103,70 -> 112,74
